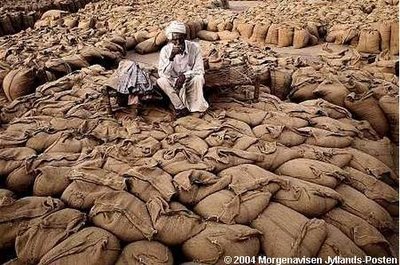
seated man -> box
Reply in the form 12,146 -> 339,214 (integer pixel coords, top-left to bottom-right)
157,21 -> 209,117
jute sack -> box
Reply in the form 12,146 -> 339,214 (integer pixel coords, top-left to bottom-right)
323,208 -> 394,257
313,78 -> 350,107
2,258 -> 23,265
249,24 -> 270,44
61,54 -> 90,70
344,166 -> 398,216
197,30 -> 219,41
289,67 -> 322,102
375,22 -> 391,51
344,92 -> 389,137
174,116 -> 221,139
246,141 -> 303,171
265,23 -> 279,44
379,94 -> 399,143
274,175 -> 343,217
277,26 -> 294,47
390,22 -> 399,55
300,98 -> 352,119
335,184 -> 395,231
293,28 -> 311,49
44,133 -> 98,153
346,147 -> 398,185
251,203 -> 327,257
217,31 -> 239,40
309,116 -> 360,137
352,137 -> 396,170
357,29 -> 381,54
275,158 -> 347,188
261,111 -> 309,128
25,152 -> 81,176
116,241 -> 173,265
161,133 -> 209,157
147,197 -> 205,245
6,165 -> 35,193
89,191 -> 156,242
135,37 -> 159,54
153,147 -> 210,175
294,144 -> 353,168
0,197 -> 64,250
0,147 -> 36,176
38,227 -> 120,265
0,189 -> 16,207
252,124 -> 308,147
338,118 -> 380,140
298,127 -> 353,148
16,208 -> 86,264
224,106 -> 268,127
203,147 -> 265,172
317,224 -> 366,260
220,118 -> 255,138
236,23 -> 254,39
61,168 -> 127,210
182,222 -> 261,264
205,130 -> 257,150
173,170 -> 231,205
206,17 -> 219,32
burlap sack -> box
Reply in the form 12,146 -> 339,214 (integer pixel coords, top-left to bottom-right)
123,165 -> 176,202
269,68 -> 293,100
317,224 -> 366,260
182,222 -> 261,264
375,22 -> 391,51
16,208 -> 86,264
225,106 -> 268,127
289,67 -> 322,102
135,37 -> 159,54
265,23 -> 279,44
174,116 -> 221,139
275,175 -> 343,217
6,165 -> 35,193
379,94 -> 399,143
390,22 -> 399,55
298,127 -> 353,148
220,118 -> 255,137
301,98 -> 352,119
344,166 -> 398,216
352,137 -> 396,170
338,118 -> 380,140
252,124 -> 308,147
262,111 -> 309,128
0,197 -> 64,250
61,168 -> 127,210
43,133 -> 98,153
217,31 -> 239,40
345,92 -> 389,137
275,158 -> 347,188
173,170 -> 231,205
236,23 -> 254,39
323,208 -> 394,257
0,147 -> 36,177
203,147 -> 265,172
252,203 -> 327,257
3,68 -> 37,101
205,130 -> 257,150
313,78 -> 350,107
197,30 -> 219,41
61,54 -> 90,70
357,29 -> 381,54
295,144 -> 353,167
147,197 -> 205,245
38,227 -> 120,265
277,26 -> 294,47
89,191 -> 155,242
33,166 -> 72,196
293,28 -> 311,49
250,24 -> 270,44
161,133 -> 209,157
116,241 -> 173,265
335,184 -> 395,231
310,116 -> 360,136
0,189 -> 16,207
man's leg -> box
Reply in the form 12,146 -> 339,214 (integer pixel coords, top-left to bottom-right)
156,77 -> 185,110
180,75 -> 209,112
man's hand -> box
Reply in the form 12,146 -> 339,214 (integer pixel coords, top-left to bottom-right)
169,46 -> 182,61
175,74 -> 186,90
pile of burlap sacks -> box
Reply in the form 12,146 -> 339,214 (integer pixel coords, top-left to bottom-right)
0,58 -> 398,264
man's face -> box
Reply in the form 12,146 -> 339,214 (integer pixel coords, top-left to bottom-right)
171,33 -> 185,48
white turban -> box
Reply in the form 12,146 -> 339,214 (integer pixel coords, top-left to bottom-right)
165,21 -> 186,40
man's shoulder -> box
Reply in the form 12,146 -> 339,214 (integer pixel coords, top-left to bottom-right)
160,43 -> 172,53
185,40 -> 201,51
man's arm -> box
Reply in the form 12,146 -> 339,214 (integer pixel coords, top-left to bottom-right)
184,43 -> 205,79
158,45 -> 174,79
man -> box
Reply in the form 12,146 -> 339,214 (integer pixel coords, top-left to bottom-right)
157,21 -> 209,117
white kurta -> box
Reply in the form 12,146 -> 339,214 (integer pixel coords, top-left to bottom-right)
157,40 -> 209,112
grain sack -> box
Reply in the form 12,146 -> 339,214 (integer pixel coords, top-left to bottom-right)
352,137 -> 396,170
25,132 -> 63,153
301,98 -> 352,119
323,208 -> 394,257
252,203 -> 327,257
61,54 -> 90,70
206,17 -> 218,32
357,29 -> 381,54
265,23 -> 279,44
269,68 -> 293,100
174,116 -> 221,139
317,224 -> 366,260
134,36 -> 159,54
346,147 -> 398,185
61,168 -> 127,210
289,67 -> 321,102
197,30 -> 219,41
379,94 -> 399,143
262,111 -> 309,128
6,165 -> 35,193
25,152 -> 80,175
252,124 -> 308,147
3,68 -> 37,101
313,78 -> 350,107
295,144 -> 353,167
123,165 -> 176,202
153,147 -> 210,175
0,147 -> 36,176
236,23 -> 254,39
182,222 -> 261,264
147,197 -> 205,245
205,130 -> 257,150
0,197 -> 64,250
390,22 -> 399,55
225,106 -> 267,127
375,22 -> 391,51
298,127 -> 353,148
310,116 -> 360,137
274,175 -> 343,217
338,118 -> 380,140
221,118 -> 256,137
173,170 -> 231,205
161,133 -> 209,157
293,28 -> 311,49
275,158 -> 347,188
38,227 -> 120,265
16,208 -> 86,264
0,189 -> 16,207
278,26 -> 294,47
44,133 -> 97,153
203,147 -> 264,172
217,31 -> 239,40
89,191 -> 155,242
104,136 -> 159,160
344,166 -> 398,216
246,141 -> 303,170
250,24 -> 270,44
344,92 -> 389,137
335,184 -> 395,231
116,241 -> 173,265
